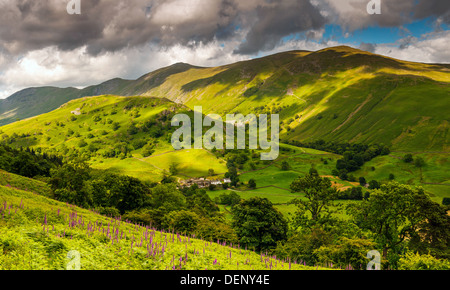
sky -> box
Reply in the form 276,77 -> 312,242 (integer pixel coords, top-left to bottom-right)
0,0 -> 449,99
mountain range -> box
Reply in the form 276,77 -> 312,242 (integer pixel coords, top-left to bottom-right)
1,46 -> 449,151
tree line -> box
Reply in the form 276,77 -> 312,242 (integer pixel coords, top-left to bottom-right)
287,139 -> 390,181
0,144 -> 63,178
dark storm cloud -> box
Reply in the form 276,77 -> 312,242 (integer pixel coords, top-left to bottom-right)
413,0 -> 450,23
0,0 -> 106,54
0,0 -> 240,55
359,42 -> 377,53
234,0 -> 327,55
0,0 -> 448,57
318,0 -> 449,34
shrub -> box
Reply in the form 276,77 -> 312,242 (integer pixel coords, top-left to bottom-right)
368,180 -> 380,190
281,161 -> 290,171
359,177 -> 367,186
142,141 -> 156,157
78,139 -> 88,148
315,237 -> 375,270
112,122 -> 121,131
403,154 -> 414,163
414,157 -> 426,168
97,207 -> 121,218
443,198 -> 450,206
248,179 -> 256,189
398,252 -> 450,270
162,210 -> 200,234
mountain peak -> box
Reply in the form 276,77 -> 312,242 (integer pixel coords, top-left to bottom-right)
318,45 -> 367,54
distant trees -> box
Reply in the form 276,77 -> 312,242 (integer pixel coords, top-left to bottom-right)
169,162 -> 179,176
443,198 -> 450,206
215,191 -> 241,207
402,154 -> 426,167
336,187 -> 364,200
112,122 -> 121,131
225,162 -> 239,187
368,180 -> 381,190
288,140 -> 390,181
142,140 -> 157,157
0,144 -> 62,178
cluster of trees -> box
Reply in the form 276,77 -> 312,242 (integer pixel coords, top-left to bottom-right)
0,144 -> 63,178
48,161 -> 148,213
403,154 -> 426,168
288,140 -> 390,180
290,140 -> 390,157
47,160 -> 237,243
224,158 -> 240,187
279,173 -> 450,269
336,186 -> 367,200
215,191 -> 241,206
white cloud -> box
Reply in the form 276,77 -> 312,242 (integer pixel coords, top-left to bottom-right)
1,28 -> 448,100
0,39 -> 249,99
373,30 -> 450,63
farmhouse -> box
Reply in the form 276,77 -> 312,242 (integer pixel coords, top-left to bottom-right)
180,178 -> 231,188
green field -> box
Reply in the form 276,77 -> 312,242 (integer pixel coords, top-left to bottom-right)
353,152 -> 450,203
206,147 -> 450,219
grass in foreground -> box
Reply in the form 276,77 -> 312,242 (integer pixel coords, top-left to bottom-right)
0,180 -> 321,270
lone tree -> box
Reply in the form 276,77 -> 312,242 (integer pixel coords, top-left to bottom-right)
248,179 -> 257,189
232,197 -> 288,252
359,177 -> 367,187
414,157 -> 426,168
281,160 -> 290,171
290,173 -> 338,228
403,154 -> 414,163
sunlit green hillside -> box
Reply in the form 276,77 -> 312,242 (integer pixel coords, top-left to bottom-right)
0,95 -> 227,182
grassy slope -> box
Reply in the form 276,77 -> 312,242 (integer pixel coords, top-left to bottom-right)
0,95 -> 227,182
0,78 -> 133,126
137,47 -> 450,151
2,46 -> 448,151
352,152 -> 450,203
0,172 -> 318,270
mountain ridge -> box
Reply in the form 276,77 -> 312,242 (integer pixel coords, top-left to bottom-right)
1,46 -> 449,151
